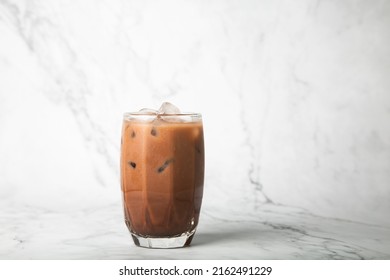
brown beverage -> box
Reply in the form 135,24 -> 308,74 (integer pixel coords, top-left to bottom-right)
121,112 -> 204,248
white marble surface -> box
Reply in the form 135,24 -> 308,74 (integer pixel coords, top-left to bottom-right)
1,0 -> 390,259
1,202 -> 390,259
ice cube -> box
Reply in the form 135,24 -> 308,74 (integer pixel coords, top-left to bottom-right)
139,108 -> 158,114
158,102 -> 181,115
160,115 -> 192,123
157,158 -> 174,173
150,127 -> 157,136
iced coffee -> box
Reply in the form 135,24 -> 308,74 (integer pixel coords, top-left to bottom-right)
120,103 -> 204,248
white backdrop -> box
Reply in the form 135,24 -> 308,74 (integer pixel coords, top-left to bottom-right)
1,0 -> 389,232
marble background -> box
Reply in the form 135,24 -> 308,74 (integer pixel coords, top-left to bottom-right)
1,0 -> 390,259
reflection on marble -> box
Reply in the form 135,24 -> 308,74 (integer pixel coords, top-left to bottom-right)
1,0 -> 390,259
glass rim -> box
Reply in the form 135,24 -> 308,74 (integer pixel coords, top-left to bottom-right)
123,112 -> 202,118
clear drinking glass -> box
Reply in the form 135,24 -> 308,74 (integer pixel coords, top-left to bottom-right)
120,112 -> 204,248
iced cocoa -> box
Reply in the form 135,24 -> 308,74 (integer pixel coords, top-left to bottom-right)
120,110 -> 204,247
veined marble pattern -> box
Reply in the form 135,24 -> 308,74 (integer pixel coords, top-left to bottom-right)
0,0 -> 390,259
1,202 -> 389,259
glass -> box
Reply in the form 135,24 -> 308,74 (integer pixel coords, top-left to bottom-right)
120,112 -> 205,248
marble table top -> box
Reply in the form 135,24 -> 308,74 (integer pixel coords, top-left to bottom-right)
1,202 -> 389,260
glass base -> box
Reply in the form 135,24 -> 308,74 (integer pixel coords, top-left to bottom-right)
131,229 -> 196,249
